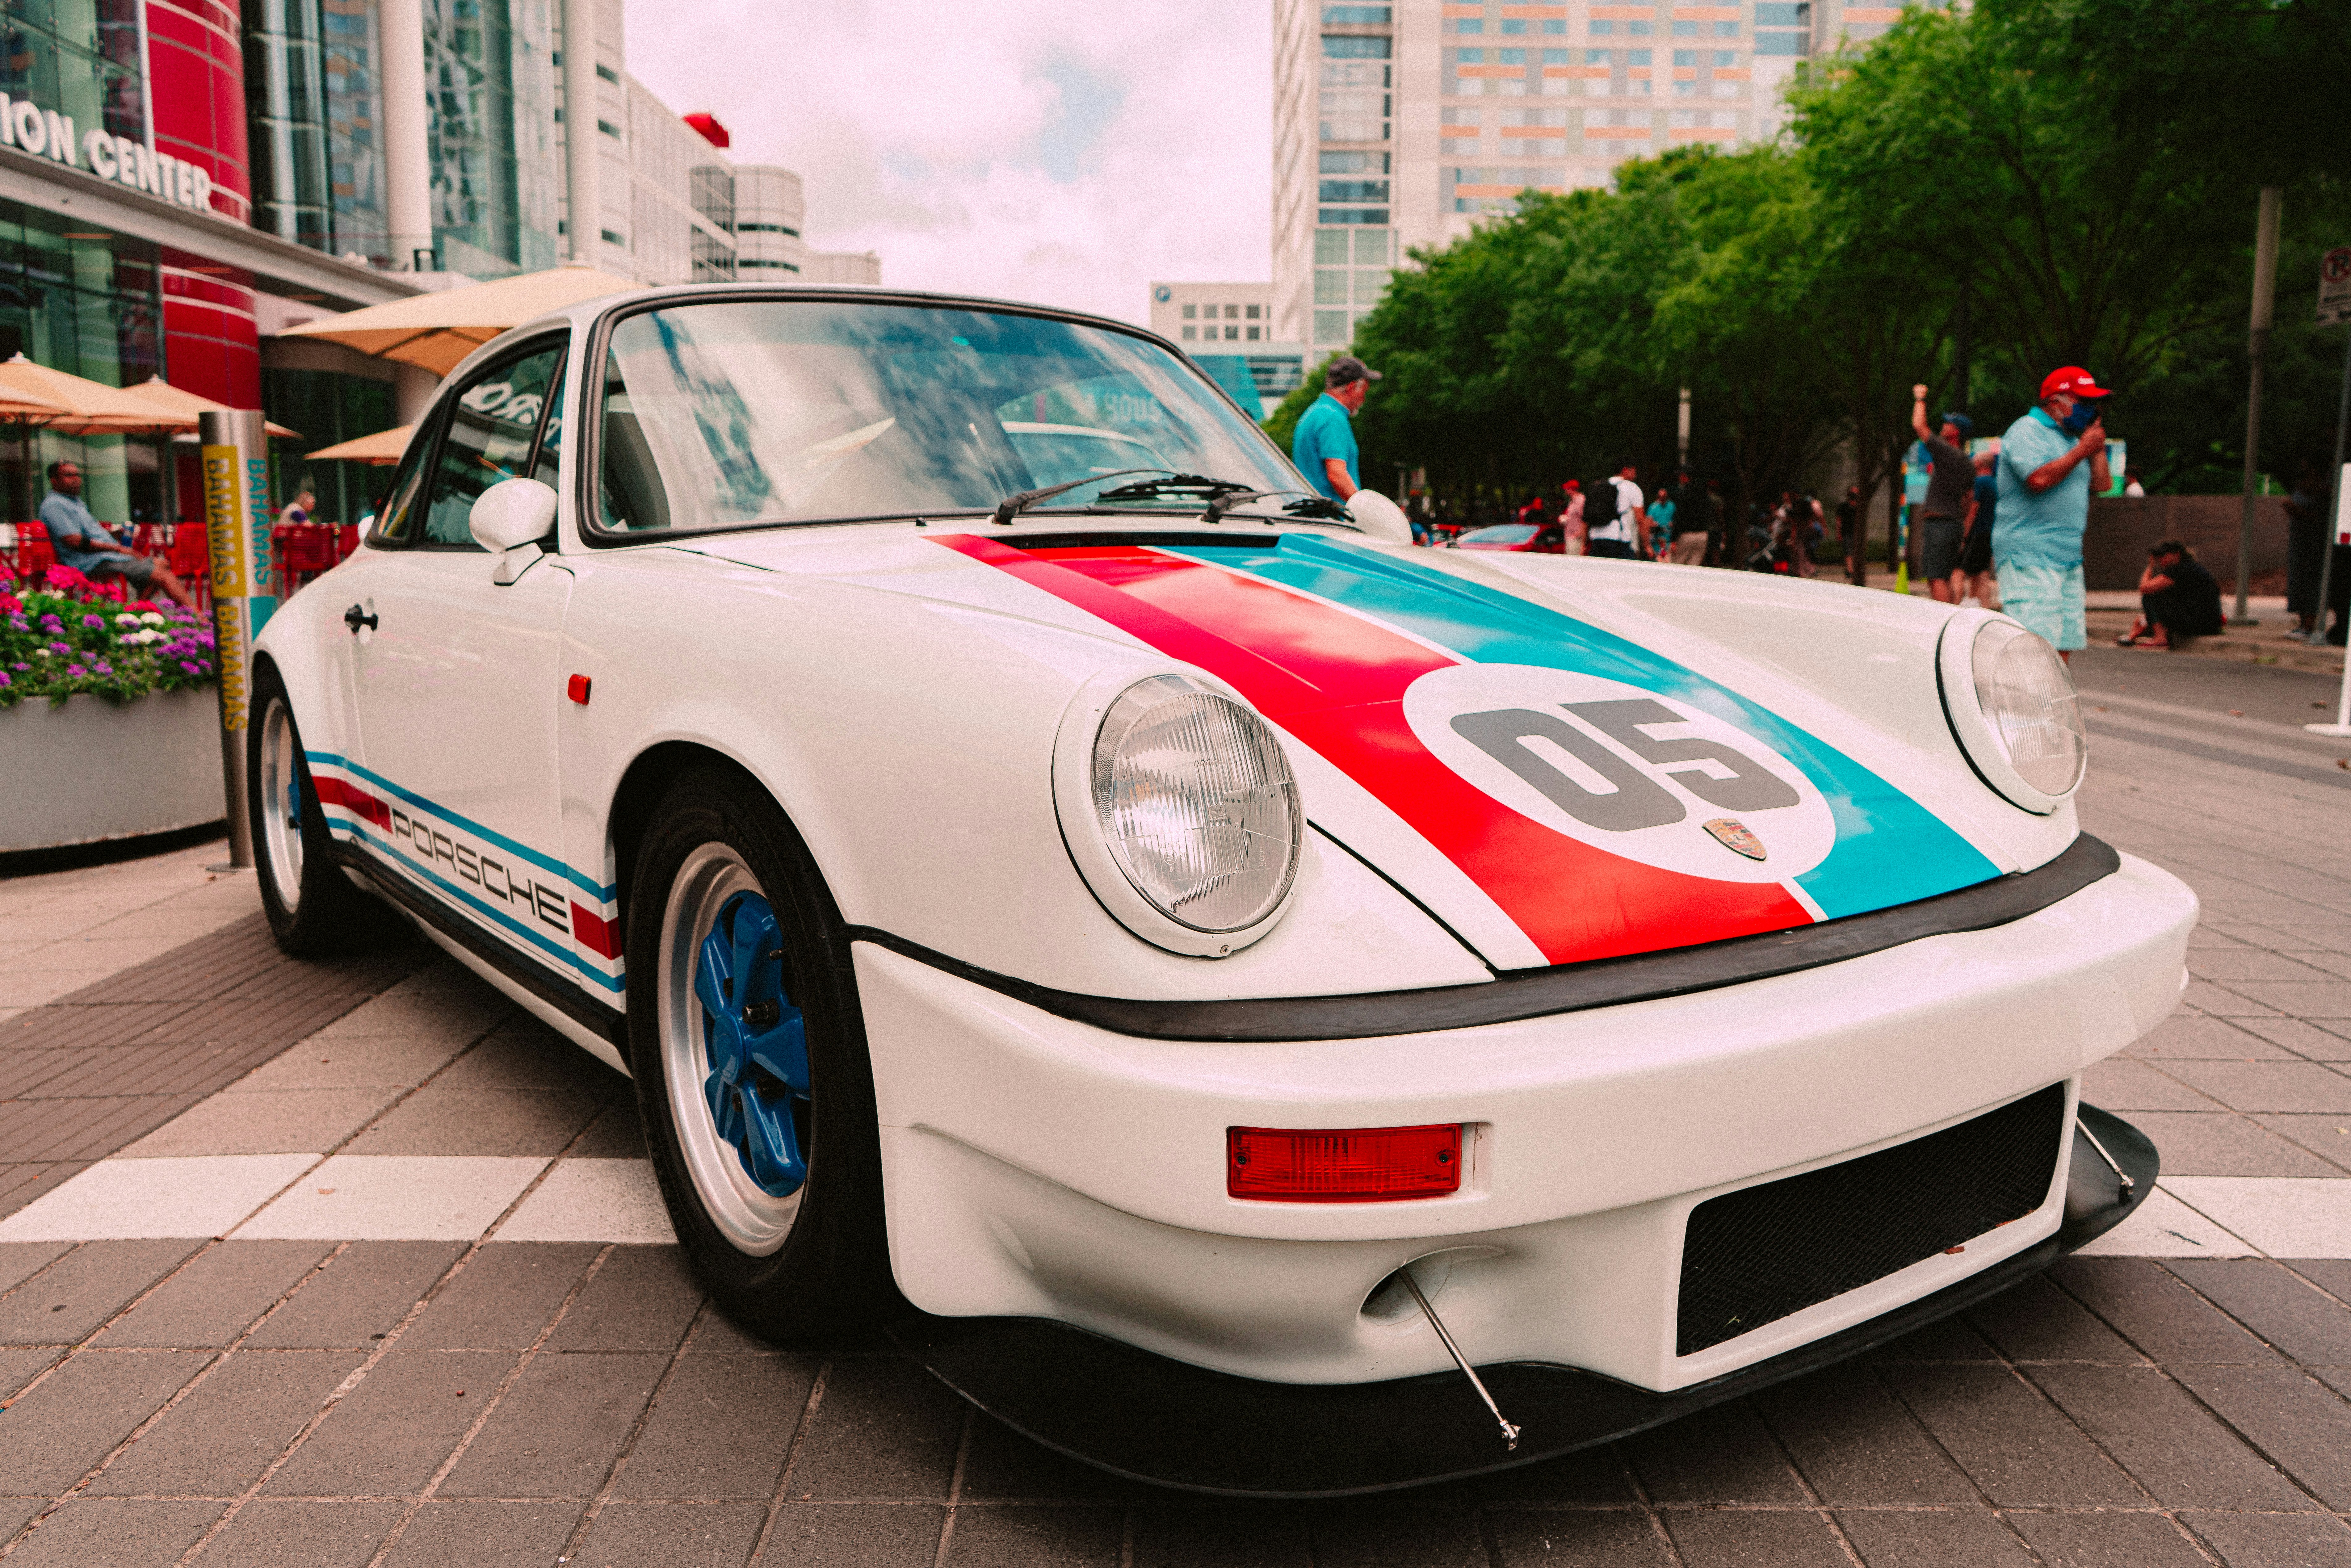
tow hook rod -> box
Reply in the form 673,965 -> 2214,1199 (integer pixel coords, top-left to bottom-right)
1401,1270 -> 1520,1451
2076,1116 -> 2135,1199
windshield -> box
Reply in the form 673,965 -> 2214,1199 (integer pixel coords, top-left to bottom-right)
592,299 -> 1303,534
1460,524 -> 1539,545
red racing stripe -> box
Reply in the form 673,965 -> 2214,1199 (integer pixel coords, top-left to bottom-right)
938,535 -> 1811,965
312,774 -> 391,831
571,902 -> 620,960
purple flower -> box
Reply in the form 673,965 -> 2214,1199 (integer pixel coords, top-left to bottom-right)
65,664 -> 85,677
0,671 -> 11,688
39,614 -> 61,631
92,662 -> 111,675
180,660 -> 201,674
81,614 -> 103,630
47,641 -> 69,655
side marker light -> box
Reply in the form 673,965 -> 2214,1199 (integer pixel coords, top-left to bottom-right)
567,674 -> 591,705
1228,1124 -> 1462,1202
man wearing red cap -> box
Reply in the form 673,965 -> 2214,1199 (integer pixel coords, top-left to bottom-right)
1993,367 -> 2112,660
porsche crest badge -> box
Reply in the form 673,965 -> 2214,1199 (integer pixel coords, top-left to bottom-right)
1703,818 -> 1767,861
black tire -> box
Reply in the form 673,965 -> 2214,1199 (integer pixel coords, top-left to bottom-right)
625,764 -> 900,1344
249,662 -> 398,956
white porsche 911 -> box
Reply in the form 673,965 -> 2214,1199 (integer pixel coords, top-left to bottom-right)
248,285 -> 2194,1495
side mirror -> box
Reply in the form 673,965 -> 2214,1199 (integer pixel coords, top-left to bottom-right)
469,477 -> 558,554
1346,489 -> 1412,544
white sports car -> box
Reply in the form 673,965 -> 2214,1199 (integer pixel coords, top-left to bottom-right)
250,285 -> 2194,1495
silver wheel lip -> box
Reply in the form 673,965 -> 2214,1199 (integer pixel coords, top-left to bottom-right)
258,699 -> 305,912
657,841 -> 804,1256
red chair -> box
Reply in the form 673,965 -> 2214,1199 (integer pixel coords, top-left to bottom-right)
274,524 -> 342,598
11,523 -> 52,589
170,530 -> 212,613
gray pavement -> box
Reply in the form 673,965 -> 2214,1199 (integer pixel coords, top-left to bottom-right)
1,653 -> 2350,1566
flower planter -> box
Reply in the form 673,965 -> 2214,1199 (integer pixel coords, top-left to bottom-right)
0,688 -> 225,853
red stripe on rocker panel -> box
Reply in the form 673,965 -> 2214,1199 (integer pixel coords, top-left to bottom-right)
312,775 -> 391,831
936,535 -> 1811,966
571,902 -> 621,960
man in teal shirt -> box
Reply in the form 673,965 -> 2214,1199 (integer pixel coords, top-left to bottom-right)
1994,365 -> 2112,659
1291,355 -> 1379,502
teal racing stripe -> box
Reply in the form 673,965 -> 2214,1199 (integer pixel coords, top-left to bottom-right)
331,815 -> 627,993
1160,535 -> 1999,918
305,749 -> 616,902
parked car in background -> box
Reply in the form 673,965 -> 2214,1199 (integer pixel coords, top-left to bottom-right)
246,284 -> 2192,1497
1456,521 -> 1566,554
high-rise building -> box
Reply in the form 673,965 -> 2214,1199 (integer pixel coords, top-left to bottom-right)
1144,282 -> 1304,417
1271,0 -> 1898,350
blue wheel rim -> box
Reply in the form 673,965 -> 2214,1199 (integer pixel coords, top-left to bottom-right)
693,890 -> 810,1198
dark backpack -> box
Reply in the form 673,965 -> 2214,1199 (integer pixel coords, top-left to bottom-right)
1582,479 -> 1619,530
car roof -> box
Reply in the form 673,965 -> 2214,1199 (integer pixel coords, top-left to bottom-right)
442,282 -> 1193,392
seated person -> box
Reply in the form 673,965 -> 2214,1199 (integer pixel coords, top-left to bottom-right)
39,460 -> 197,611
2116,539 -> 2223,649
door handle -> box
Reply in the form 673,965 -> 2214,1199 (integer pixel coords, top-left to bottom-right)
343,603 -> 377,634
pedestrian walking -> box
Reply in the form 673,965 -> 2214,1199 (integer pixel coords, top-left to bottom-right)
1909,385 -> 1977,604
1959,451 -> 1999,608
1291,355 -> 1379,502
1587,461 -> 1648,559
1836,484 -> 1865,584
2286,460 -> 2328,641
1664,480 -> 1709,564
1994,367 -> 2111,660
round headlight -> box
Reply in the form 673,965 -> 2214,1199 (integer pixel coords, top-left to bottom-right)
1942,615 -> 2086,811
1090,676 -> 1301,935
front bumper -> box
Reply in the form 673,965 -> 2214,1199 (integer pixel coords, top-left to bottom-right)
856,845 -> 2192,1399
888,1105 -> 2158,1496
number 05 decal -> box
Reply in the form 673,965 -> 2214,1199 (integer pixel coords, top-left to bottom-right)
1406,665 -> 1836,885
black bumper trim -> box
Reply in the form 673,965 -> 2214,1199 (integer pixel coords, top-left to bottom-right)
888,1103 -> 2157,1498
851,835 -> 2122,1043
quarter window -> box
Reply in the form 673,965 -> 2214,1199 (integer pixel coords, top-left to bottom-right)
416,342 -> 566,548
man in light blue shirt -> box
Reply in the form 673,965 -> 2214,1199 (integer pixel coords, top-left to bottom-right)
1291,355 -> 1379,502
39,459 -> 197,610
1994,366 -> 2112,658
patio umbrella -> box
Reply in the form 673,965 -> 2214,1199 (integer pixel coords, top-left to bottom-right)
278,264 -> 641,376
306,424 -> 413,465
0,355 -> 166,434
120,378 -> 300,439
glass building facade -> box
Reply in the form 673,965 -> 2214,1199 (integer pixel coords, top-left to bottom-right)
423,0 -> 558,277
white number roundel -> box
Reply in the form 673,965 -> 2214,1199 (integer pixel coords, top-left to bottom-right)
1402,664 -> 1835,884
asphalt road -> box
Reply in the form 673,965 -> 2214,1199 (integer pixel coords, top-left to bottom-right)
0,649 -> 2348,1568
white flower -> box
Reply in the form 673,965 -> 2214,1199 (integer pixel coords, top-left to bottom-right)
115,614 -> 138,628
140,612 -> 166,627
34,646 -> 51,656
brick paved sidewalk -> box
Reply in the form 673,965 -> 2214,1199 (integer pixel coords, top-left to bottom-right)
0,661 -> 2348,1566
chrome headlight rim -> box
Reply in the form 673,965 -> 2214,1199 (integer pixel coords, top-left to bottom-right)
1052,668 -> 1304,958
1936,609 -> 2086,814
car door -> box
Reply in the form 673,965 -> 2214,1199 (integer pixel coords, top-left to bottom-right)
342,337 -> 600,992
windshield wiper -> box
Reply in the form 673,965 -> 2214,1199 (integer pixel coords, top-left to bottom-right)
1198,489 -> 1355,525
1090,474 -> 1260,504
992,468 -> 1167,525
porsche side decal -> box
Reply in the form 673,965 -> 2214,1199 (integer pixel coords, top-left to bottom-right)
937,533 -> 1998,967
304,751 -> 626,993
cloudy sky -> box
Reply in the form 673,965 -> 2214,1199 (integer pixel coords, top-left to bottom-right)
624,0 -> 1275,325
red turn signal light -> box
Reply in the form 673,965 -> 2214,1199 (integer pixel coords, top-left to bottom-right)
566,674 -> 591,705
1227,1124 -> 1463,1203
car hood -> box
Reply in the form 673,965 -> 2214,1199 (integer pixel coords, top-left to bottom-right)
683,526 -> 2027,975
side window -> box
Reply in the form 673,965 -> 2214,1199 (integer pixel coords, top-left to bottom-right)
420,342 -> 566,547
366,426 -> 437,546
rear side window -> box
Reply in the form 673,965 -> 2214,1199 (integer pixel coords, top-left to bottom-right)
414,341 -> 567,548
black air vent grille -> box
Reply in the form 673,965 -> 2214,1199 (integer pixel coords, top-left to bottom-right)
1676,1084 -> 2067,1357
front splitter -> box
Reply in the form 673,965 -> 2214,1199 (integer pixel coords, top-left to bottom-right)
888,1104 -> 2159,1497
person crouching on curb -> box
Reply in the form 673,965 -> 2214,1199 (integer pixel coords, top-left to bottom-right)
2116,540 -> 2223,651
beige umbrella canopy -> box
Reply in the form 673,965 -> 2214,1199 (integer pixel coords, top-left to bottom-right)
306,424 -> 413,465
0,355 -> 175,434
280,265 -> 641,375
121,377 -> 300,439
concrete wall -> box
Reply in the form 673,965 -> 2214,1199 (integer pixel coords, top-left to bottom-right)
2084,496 -> 2290,593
